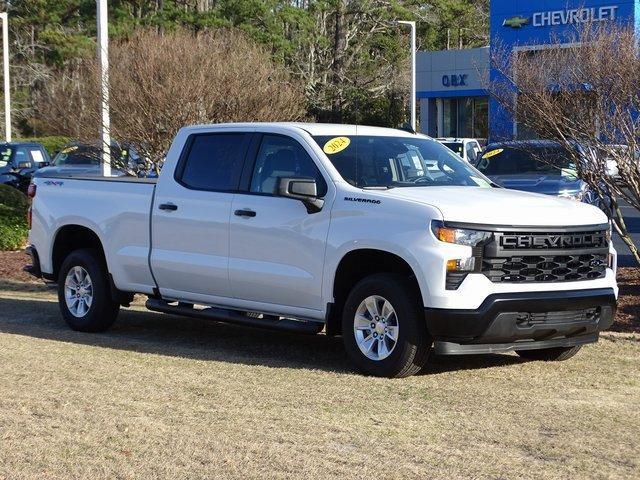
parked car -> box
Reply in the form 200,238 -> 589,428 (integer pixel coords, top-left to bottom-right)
35,141 -> 144,178
436,137 -> 482,163
26,123 -> 617,378
0,141 -> 51,193
475,140 -> 602,204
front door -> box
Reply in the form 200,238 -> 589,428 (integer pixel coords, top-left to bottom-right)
150,132 -> 250,302
229,133 -> 333,311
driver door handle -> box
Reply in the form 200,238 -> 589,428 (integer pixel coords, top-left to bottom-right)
159,203 -> 178,211
234,209 -> 256,218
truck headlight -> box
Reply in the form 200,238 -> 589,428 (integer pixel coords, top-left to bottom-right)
431,220 -> 492,247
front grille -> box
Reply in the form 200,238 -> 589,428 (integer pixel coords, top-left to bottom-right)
482,253 -> 607,283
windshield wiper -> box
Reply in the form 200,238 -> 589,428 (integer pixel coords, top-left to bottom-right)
362,186 -> 395,190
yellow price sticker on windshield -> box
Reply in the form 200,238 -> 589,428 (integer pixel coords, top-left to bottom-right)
61,146 -> 79,154
323,137 -> 350,155
482,148 -> 503,159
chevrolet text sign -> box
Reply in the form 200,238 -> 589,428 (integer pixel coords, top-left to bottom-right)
532,5 -> 618,27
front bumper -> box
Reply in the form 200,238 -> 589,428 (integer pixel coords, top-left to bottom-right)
425,288 -> 616,355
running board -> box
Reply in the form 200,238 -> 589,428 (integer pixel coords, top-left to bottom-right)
145,298 -> 324,335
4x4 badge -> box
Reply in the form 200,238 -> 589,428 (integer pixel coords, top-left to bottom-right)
503,15 -> 530,28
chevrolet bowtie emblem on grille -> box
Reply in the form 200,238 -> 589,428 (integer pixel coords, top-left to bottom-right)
503,15 -> 530,28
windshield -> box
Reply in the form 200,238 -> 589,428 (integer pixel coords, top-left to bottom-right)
476,146 -> 577,176
0,146 -> 13,168
313,135 -> 492,188
53,146 -> 101,166
53,145 -> 124,166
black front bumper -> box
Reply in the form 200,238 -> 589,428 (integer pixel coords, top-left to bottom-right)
425,288 -> 616,355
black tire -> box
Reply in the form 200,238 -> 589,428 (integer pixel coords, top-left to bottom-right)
57,248 -> 119,332
515,345 -> 582,361
342,273 -> 431,378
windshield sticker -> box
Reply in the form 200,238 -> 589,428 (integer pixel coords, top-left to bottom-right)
482,148 -> 503,159
323,137 -> 350,155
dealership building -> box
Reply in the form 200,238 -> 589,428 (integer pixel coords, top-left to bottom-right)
417,0 -> 637,141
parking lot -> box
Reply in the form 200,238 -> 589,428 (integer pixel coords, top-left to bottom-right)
1,264 -> 639,479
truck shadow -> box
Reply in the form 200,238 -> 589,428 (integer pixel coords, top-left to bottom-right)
0,296 -> 525,375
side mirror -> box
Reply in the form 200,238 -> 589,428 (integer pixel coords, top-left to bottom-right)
278,177 -> 324,213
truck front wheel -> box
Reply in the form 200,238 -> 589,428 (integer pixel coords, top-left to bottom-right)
516,346 -> 582,361
342,274 -> 431,378
57,249 -> 120,332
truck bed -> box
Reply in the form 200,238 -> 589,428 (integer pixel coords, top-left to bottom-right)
30,175 -> 157,294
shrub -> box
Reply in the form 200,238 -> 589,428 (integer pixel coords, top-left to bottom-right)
32,29 -> 307,171
0,185 -> 29,217
17,136 -> 70,156
0,185 -> 29,251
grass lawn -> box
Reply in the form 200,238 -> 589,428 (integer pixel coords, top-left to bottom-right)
0,278 -> 639,479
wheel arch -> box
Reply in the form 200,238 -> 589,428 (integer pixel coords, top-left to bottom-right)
326,248 -> 424,336
51,224 -> 107,280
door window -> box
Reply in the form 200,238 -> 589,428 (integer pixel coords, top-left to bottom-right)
14,147 -> 34,168
250,135 -> 327,196
179,133 -> 247,191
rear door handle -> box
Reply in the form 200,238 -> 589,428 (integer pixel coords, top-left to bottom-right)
234,209 -> 256,218
159,203 -> 178,211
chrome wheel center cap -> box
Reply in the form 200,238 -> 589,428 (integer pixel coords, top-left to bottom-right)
375,322 -> 386,335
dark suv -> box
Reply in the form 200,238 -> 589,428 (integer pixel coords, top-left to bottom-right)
0,142 -> 51,193
475,140 -> 598,204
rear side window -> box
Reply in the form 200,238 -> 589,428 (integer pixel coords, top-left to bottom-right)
179,133 -> 247,191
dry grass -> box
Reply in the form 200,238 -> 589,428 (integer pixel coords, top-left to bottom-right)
0,280 -> 639,479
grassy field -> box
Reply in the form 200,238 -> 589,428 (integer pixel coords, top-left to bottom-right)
0,278 -> 639,479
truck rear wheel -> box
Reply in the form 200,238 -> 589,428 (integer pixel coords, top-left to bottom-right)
342,273 -> 431,378
57,249 -> 120,332
516,346 -> 582,361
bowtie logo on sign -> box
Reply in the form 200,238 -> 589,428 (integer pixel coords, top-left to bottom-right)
442,74 -> 468,88
503,16 -> 529,28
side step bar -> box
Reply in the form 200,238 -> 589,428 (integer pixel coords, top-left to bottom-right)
145,298 -> 324,335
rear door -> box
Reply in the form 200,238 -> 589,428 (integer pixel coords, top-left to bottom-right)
150,131 -> 251,302
228,132 -> 333,311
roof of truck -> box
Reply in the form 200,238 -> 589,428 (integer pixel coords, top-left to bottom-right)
184,122 -> 426,138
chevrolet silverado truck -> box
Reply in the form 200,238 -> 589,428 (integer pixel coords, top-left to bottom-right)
25,123 -> 618,378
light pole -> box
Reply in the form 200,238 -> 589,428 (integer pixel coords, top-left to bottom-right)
97,0 -> 111,176
398,20 -> 416,132
0,12 -> 11,142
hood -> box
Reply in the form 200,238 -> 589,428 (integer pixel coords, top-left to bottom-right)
379,186 -> 607,227
488,174 -> 584,196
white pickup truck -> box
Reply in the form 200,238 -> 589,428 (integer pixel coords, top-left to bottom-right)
25,123 -> 618,377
